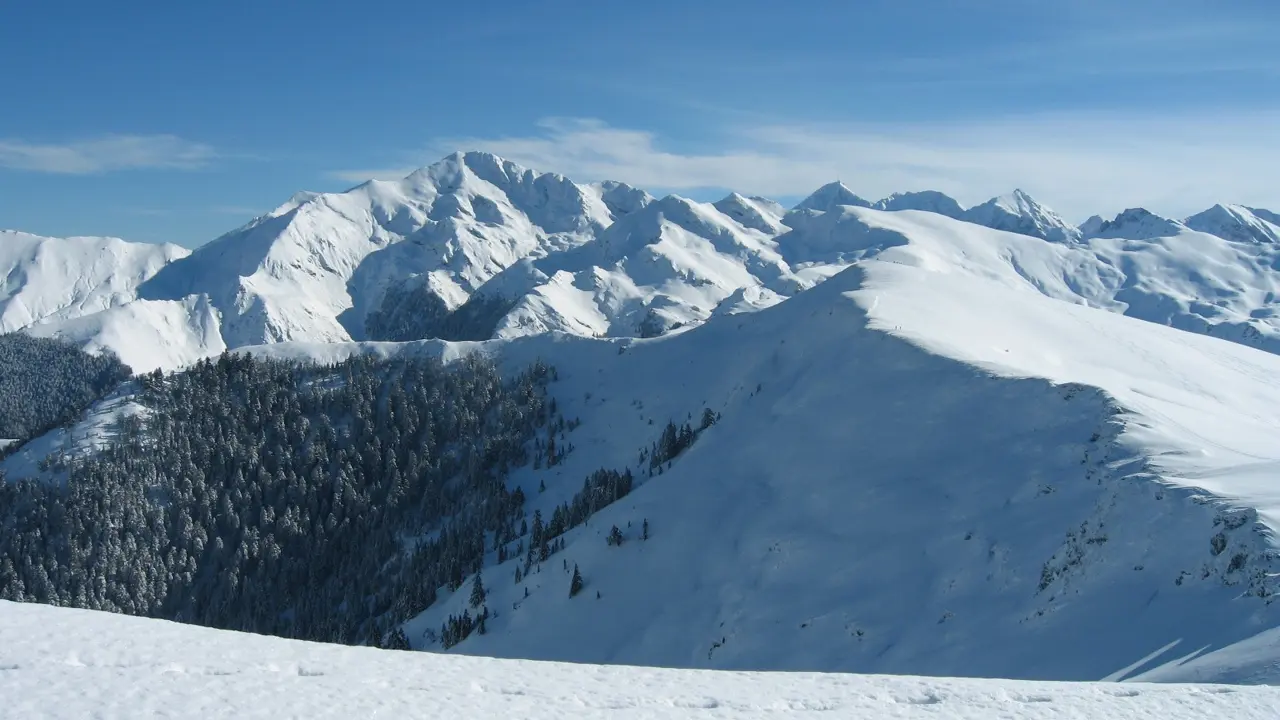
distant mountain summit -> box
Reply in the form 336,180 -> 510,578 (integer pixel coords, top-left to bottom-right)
872,190 -> 965,218
712,193 -> 786,234
961,189 -> 1082,243
1185,204 -> 1280,245
792,181 -> 872,212
1087,208 -> 1186,240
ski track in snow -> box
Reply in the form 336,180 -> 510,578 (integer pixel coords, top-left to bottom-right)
2,600 -> 1279,719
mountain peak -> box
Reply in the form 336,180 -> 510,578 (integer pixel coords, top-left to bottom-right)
712,193 -> 786,233
872,190 -> 965,218
1078,215 -> 1107,237
962,190 -> 1081,243
1184,204 -> 1279,244
792,181 -> 872,213
1090,208 -> 1185,240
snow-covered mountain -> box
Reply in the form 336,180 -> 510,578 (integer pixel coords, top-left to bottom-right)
460,193 -> 834,340
792,181 -> 872,212
137,151 -> 651,350
214,204 -> 1280,683
6,600 -> 1280,719
1185,204 -> 1280,245
0,230 -> 187,334
4,152 -> 1279,373
872,190 -> 965,218
1085,208 -> 1187,240
962,189 -> 1082,243
7,172 -> 1280,684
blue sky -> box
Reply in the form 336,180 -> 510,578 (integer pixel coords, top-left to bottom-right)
2,0 -> 1278,246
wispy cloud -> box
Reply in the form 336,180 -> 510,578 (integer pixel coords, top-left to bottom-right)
0,134 -> 215,174
382,114 -> 1280,221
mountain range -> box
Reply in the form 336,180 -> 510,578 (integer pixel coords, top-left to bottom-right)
3,152 -> 1280,684
4,151 -> 1279,372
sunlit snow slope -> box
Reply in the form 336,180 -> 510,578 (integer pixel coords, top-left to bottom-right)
0,230 -> 186,334
136,152 -> 650,349
3,601 -> 1278,720
235,207 -> 1280,683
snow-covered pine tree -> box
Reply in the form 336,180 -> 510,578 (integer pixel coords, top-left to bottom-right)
569,565 -> 584,597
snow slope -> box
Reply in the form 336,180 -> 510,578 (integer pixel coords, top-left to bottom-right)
873,190 -> 965,218
468,194 -> 807,340
136,152 -> 650,349
5,601 -> 1278,720
231,207 -> 1280,683
1186,204 -> 1280,245
961,189 -> 1082,243
0,230 -> 187,333
24,296 -> 225,373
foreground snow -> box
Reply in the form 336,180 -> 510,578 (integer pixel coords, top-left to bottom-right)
2,601 -> 1278,719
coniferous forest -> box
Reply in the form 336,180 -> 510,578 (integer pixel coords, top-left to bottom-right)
0,333 -> 131,447
0,351 -> 561,646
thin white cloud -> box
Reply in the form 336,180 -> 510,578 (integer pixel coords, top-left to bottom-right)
399,114 -> 1280,221
0,134 -> 215,174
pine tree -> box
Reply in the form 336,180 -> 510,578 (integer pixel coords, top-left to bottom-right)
469,573 -> 486,608
642,518 -> 649,540
382,627 -> 411,650
607,525 -> 624,546
569,564 -> 583,597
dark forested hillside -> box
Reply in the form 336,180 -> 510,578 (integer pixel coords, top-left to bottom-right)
0,333 -> 131,445
0,351 -> 558,646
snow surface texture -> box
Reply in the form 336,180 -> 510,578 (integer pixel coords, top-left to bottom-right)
3,601 -> 1278,720
230,207 -> 1280,683
5,153 -> 1280,372
0,230 -> 186,335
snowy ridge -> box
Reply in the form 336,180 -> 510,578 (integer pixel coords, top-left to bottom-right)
1086,208 -> 1187,240
873,190 -> 965,218
476,193 -> 801,339
1185,204 -> 1280,245
712,193 -> 787,234
224,210 -> 1280,682
135,151 -> 647,351
6,601 -> 1279,719
24,295 -> 226,373
961,189 -> 1082,243
0,230 -> 187,334
7,153 -> 1280,373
